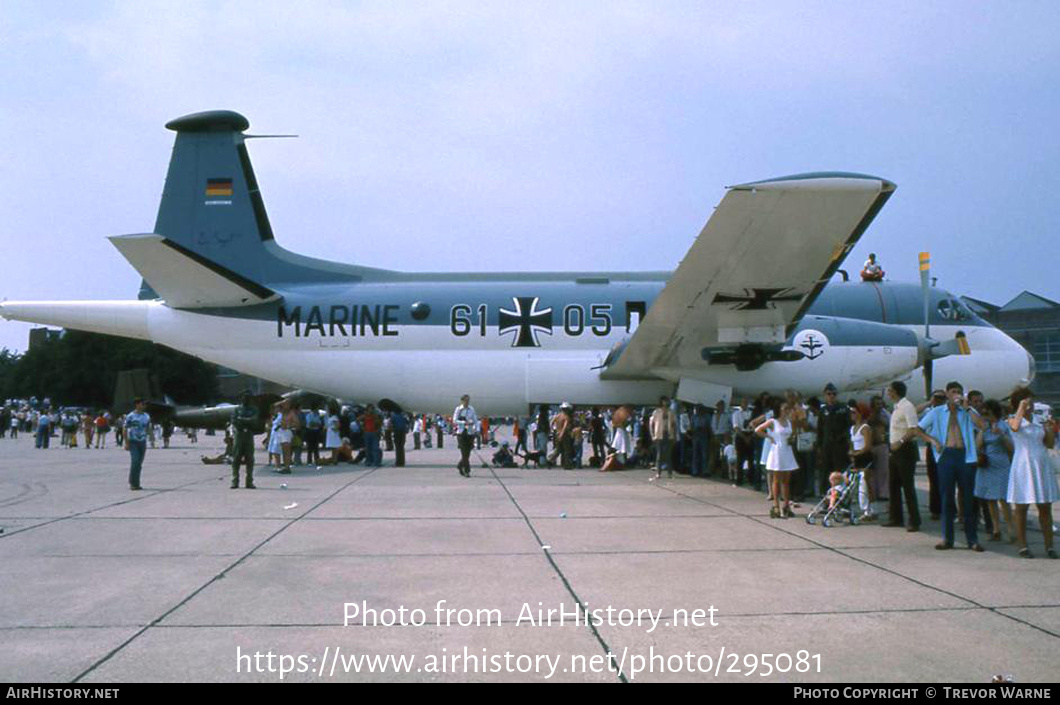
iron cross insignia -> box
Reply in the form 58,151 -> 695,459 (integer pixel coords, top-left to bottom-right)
498,296 -> 553,348
711,288 -> 803,310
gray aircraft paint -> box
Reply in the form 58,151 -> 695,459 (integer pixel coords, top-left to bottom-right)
149,110 -> 987,361
189,289 -> 918,343
178,276 -> 979,355
1,110 -> 1033,412
812,281 -> 987,329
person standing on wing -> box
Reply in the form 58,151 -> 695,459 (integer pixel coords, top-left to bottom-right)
453,394 -> 478,478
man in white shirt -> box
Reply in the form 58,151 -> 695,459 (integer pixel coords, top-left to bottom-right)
861,253 -> 883,281
884,380 -> 922,531
413,415 -> 424,450
453,394 -> 478,478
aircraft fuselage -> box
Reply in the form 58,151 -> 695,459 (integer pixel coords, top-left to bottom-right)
128,278 -> 1030,414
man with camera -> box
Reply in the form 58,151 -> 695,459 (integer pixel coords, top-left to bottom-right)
912,381 -> 987,551
453,394 -> 478,477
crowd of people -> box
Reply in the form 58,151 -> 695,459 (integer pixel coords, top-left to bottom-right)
583,381 -> 1057,558
199,393 -> 482,489
6,378 -> 1058,557
1,399 -> 184,452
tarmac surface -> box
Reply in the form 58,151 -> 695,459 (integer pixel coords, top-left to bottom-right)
1,431 -> 1058,683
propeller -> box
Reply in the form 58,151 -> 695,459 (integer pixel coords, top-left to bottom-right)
917,251 -> 971,398
920,252 -> 934,398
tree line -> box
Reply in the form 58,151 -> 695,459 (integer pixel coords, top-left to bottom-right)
0,330 -> 218,410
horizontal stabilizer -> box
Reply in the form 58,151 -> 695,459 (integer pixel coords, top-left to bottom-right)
109,234 -> 279,308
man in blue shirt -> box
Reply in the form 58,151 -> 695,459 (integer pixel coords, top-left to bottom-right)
124,398 -> 151,491
912,381 -> 986,551
35,410 -> 51,449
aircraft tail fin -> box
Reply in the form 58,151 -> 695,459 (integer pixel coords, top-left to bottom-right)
152,110 -> 379,291
153,111 -> 278,285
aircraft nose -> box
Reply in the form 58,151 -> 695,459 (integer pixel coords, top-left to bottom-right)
1025,348 -> 1037,385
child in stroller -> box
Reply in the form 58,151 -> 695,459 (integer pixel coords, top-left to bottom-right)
806,465 -> 870,527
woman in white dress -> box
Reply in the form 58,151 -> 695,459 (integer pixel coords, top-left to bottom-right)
318,404 -> 345,466
1006,388 -> 1058,559
756,403 -> 800,518
848,402 -> 877,522
266,408 -> 283,467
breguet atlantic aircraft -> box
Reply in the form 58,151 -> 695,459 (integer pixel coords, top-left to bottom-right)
1,111 -> 1034,415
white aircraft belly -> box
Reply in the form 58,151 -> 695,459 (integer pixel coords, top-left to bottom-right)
149,307 -> 668,414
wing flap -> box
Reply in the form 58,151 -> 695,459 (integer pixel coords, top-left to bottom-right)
109,234 -> 279,308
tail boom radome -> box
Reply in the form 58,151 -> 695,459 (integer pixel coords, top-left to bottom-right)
0,301 -> 153,341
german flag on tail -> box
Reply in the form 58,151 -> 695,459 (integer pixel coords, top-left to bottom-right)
205,178 -> 233,197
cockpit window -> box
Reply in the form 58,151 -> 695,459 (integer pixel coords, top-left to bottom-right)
956,300 -> 976,320
937,298 -> 970,322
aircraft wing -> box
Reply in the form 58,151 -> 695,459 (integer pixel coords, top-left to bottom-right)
601,173 -> 895,379
109,234 -> 280,308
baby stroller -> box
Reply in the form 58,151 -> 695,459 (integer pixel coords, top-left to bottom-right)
805,464 -> 869,528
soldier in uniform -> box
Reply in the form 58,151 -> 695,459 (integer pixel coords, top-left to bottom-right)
231,391 -> 259,489
817,383 -> 852,493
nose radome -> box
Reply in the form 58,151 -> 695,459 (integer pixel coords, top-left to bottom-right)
1025,349 -> 1036,385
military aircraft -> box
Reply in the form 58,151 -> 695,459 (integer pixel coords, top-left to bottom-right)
0,111 -> 1034,415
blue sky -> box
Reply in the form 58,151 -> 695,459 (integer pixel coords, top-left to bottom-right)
2,1 -> 1058,352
